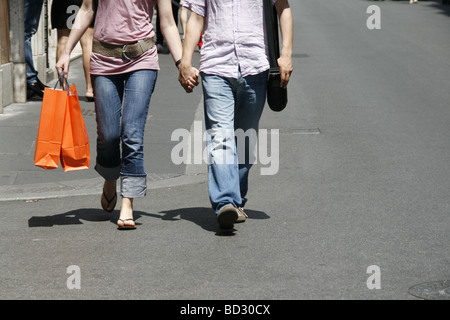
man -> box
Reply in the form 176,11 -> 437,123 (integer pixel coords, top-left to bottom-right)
24,0 -> 48,98
178,0 -> 293,230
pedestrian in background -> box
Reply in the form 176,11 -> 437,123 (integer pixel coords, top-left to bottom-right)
178,0 -> 293,231
24,0 -> 49,99
51,0 -> 95,101
56,0 -> 188,230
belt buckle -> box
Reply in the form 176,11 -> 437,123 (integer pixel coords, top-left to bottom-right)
122,40 -> 144,61
122,44 -> 133,61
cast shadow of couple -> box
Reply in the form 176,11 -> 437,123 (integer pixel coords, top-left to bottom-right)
28,206 -> 270,235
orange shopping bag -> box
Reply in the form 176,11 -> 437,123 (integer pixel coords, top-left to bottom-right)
60,85 -> 90,171
34,75 -> 69,169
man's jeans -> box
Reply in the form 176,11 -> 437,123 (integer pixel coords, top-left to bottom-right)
24,0 -> 44,84
92,70 -> 158,198
201,70 -> 268,214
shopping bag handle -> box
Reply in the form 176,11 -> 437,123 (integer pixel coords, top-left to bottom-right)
54,72 -> 71,92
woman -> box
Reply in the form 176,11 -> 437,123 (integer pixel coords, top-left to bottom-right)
57,0 -> 191,229
51,0 -> 95,100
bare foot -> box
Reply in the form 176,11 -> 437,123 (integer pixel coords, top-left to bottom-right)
101,180 -> 117,212
117,198 -> 136,229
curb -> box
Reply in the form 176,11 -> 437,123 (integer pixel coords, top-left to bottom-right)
0,97 -> 207,202
0,173 -> 207,202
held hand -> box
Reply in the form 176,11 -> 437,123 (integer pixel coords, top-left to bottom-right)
56,53 -> 71,78
178,64 -> 200,93
189,67 -> 200,89
178,70 -> 199,93
277,54 -> 293,88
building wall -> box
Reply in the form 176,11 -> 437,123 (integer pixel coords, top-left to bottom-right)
1,0 -> 82,112
0,0 -> 25,112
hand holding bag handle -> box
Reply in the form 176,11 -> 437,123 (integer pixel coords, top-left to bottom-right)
54,71 -> 69,91
264,0 -> 288,112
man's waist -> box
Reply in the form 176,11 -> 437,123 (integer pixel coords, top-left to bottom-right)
199,65 -> 270,79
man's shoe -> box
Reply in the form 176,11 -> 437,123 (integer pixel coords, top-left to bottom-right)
216,205 -> 238,230
35,79 -> 49,91
27,81 -> 44,97
236,207 -> 247,223
27,89 -> 35,99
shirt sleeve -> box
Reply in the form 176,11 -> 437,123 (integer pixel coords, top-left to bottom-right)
182,0 -> 206,17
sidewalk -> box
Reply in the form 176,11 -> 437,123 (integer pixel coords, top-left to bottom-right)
0,53 -> 206,202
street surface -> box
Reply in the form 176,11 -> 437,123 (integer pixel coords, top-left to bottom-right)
1,0 -> 449,301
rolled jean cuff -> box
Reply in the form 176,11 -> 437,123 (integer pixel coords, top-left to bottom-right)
95,163 -> 121,181
121,175 -> 147,198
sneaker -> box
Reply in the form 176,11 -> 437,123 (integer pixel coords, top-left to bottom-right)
216,205 -> 238,230
236,207 -> 247,223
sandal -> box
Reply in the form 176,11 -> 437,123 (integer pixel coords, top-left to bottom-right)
101,190 -> 117,212
117,218 -> 136,230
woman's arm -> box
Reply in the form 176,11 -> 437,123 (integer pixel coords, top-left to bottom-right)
157,0 -> 183,65
56,0 -> 95,77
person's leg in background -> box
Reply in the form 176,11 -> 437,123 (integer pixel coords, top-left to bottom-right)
79,28 -> 95,100
24,0 -> 47,98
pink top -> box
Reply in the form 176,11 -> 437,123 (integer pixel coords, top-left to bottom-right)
90,0 -> 159,75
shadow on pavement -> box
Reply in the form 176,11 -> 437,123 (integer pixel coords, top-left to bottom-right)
159,207 -> 271,236
28,208 -> 127,228
27,206 -> 270,236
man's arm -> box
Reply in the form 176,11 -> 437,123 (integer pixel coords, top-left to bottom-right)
275,0 -> 293,88
178,11 -> 204,93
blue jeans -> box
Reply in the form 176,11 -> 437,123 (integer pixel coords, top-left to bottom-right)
201,70 -> 268,214
92,70 -> 158,198
24,0 -> 44,84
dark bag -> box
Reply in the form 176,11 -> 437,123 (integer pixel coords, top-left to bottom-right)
264,0 -> 287,112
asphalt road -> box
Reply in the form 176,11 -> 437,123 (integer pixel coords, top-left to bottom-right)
1,0 -> 449,303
